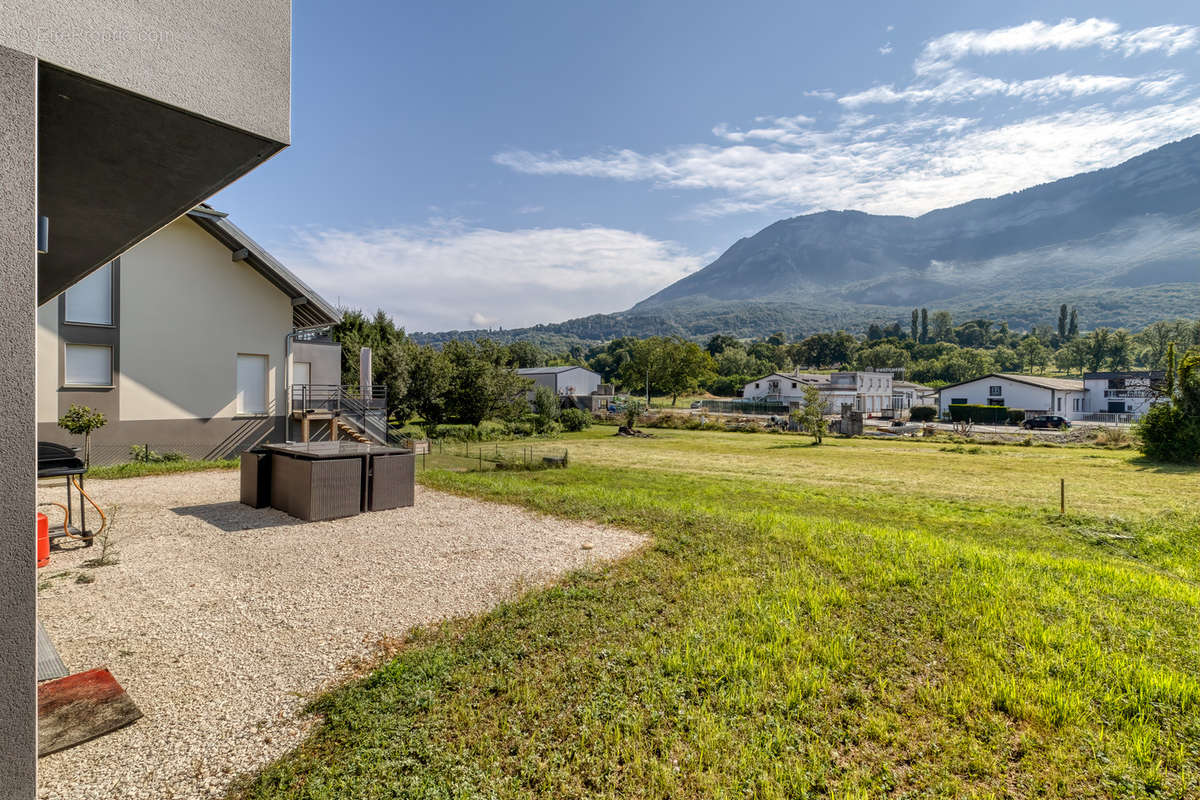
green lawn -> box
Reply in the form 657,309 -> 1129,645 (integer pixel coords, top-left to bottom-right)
85,457 -> 239,480
237,430 -> 1200,799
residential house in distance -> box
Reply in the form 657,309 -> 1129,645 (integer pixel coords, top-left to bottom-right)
1082,371 -> 1166,420
741,370 -> 894,414
893,380 -> 936,411
37,205 -> 342,460
936,374 -> 1086,419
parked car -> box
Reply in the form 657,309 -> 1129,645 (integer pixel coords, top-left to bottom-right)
690,400 -> 702,409
1021,415 -> 1071,430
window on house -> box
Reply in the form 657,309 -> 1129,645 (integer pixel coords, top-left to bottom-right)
64,262 -> 113,325
237,354 -> 268,415
755,383 -> 760,389
63,344 -> 112,387
988,385 -> 1002,397
950,397 -> 968,405
1073,398 -> 1081,412
987,398 -> 1004,406
791,382 -> 797,388
1057,397 -> 1062,411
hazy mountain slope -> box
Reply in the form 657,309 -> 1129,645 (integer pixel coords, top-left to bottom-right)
635,134 -> 1200,313
417,136 -> 1200,345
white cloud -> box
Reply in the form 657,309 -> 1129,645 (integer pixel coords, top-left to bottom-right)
495,98 -> 1200,218
837,71 -> 1167,107
879,42 -> 894,55
278,222 -> 701,332
913,18 -> 1197,75
493,17 -> 1200,220
835,19 -> 1200,111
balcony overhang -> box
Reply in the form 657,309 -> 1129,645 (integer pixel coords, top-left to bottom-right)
36,63 -> 285,304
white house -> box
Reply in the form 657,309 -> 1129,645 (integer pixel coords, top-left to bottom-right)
1082,371 -> 1166,419
517,366 -> 602,397
936,374 -> 1086,419
893,380 -> 936,410
37,205 -> 342,460
742,371 -> 894,414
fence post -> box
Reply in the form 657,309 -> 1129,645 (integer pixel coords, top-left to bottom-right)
1060,478 -> 1065,516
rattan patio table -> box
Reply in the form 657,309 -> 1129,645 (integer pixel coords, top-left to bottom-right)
258,441 -> 413,521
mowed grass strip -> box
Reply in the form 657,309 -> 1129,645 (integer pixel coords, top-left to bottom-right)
237,432 -> 1200,799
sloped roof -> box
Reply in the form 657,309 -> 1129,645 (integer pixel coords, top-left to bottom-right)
937,373 -> 1084,393
186,204 -> 340,328
517,365 -> 599,376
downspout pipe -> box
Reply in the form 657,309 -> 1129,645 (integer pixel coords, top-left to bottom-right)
284,329 -> 294,442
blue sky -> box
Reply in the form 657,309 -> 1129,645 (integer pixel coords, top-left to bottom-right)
212,1 -> 1200,332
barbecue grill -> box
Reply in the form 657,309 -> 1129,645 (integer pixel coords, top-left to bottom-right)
37,441 -> 93,547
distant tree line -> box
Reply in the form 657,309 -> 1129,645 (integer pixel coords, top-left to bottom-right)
336,307 -> 1200,432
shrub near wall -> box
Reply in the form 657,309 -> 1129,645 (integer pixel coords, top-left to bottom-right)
948,404 -> 1012,425
909,406 -> 937,422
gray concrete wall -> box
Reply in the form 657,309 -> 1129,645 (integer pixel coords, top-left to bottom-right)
0,0 -> 290,143
0,43 -> 37,798
293,340 -> 342,387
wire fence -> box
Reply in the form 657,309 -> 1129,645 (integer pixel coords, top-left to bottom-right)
696,399 -> 792,416
414,439 -> 570,473
62,437 -> 572,472
76,442 -> 243,468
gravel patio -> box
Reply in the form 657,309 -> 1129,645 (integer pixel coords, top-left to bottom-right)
36,469 -> 644,800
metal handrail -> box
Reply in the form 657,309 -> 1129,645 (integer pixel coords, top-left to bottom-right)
287,383 -> 388,444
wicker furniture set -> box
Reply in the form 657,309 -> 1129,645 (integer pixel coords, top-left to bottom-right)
239,441 -> 414,521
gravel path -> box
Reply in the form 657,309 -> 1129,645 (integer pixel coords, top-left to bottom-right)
36,470 -> 644,799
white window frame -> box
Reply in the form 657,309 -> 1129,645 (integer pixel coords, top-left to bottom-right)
236,353 -> 270,416
63,343 -> 113,388
63,262 -> 114,326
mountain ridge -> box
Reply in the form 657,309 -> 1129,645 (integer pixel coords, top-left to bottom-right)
414,135 -> 1200,345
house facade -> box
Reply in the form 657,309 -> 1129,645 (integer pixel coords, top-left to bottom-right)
1083,371 -> 1165,419
893,380 -> 936,411
742,371 -> 894,414
936,374 -> 1086,418
37,207 -> 340,460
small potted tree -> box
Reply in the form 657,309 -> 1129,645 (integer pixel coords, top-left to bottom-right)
57,404 -> 107,468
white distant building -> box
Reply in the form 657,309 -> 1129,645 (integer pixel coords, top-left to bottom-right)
516,366 -> 601,398
936,374 -> 1086,419
1082,371 -> 1165,420
742,371 -> 894,414
892,380 -> 936,411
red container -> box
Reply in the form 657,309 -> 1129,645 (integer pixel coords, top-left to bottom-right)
36,512 -> 49,568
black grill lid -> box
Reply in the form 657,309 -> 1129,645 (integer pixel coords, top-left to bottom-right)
37,441 -> 85,477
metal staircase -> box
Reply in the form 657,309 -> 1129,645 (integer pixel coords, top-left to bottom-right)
288,384 -> 388,444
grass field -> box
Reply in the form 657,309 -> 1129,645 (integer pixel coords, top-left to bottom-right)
237,430 -> 1200,799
